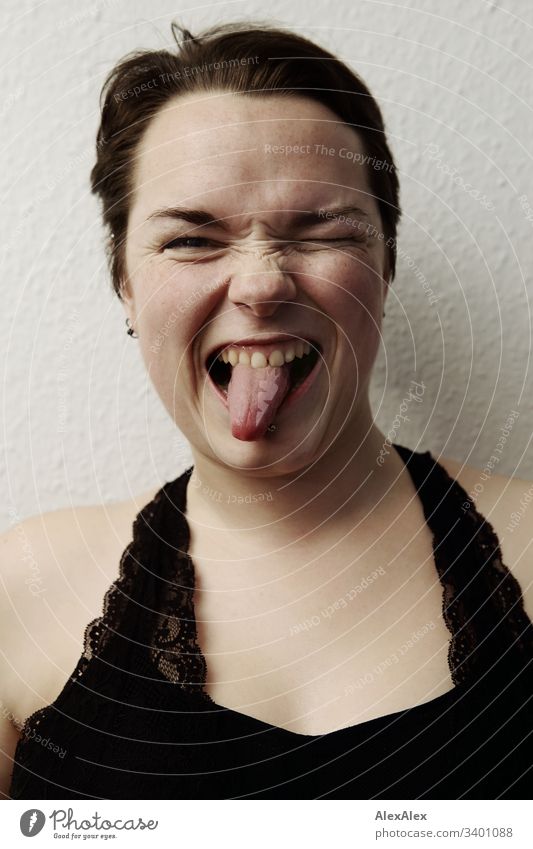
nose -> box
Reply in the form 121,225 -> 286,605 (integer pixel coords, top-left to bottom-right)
226,245 -> 298,318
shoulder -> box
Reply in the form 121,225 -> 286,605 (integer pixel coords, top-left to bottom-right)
438,453 -> 533,621
0,484 -> 161,724
0,484 -> 162,606
0,484 -> 161,601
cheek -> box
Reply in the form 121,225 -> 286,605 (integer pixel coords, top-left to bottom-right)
132,281 -> 190,392
137,325 -> 196,429
311,253 -> 382,327
135,278 -> 221,395
139,261 -> 226,325
311,256 -> 383,378
133,266 -> 199,347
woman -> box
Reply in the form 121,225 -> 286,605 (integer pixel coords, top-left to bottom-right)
2,20 -> 532,800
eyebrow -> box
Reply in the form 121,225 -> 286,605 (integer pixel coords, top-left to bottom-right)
144,205 -> 371,228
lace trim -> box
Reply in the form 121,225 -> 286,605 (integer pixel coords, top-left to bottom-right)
149,447 -> 533,693
11,449 -> 531,798
15,448 -> 533,748
396,447 -> 533,687
148,467 -> 208,693
450,501 -> 533,678
14,477 -> 180,751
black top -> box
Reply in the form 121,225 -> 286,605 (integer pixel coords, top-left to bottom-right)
9,444 -> 533,799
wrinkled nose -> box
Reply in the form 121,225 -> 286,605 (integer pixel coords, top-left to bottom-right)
227,247 -> 298,318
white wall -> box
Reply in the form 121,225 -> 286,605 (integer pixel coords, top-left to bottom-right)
2,0 -> 532,528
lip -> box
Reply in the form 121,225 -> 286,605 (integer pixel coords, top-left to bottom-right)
205,334 -> 320,362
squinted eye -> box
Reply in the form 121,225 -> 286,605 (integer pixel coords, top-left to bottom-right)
299,236 -> 368,247
163,237 -> 212,249
160,235 -> 367,252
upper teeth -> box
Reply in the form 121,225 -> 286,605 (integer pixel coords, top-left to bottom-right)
219,340 -> 312,368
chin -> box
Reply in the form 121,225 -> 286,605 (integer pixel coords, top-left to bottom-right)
198,418 -> 326,476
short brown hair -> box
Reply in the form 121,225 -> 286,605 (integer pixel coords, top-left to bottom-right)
90,20 -> 401,300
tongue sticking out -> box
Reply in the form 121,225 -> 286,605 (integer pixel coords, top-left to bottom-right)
227,361 -> 292,441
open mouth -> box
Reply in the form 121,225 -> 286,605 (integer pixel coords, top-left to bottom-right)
205,341 -> 322,396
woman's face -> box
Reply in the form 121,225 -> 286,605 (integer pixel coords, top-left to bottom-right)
122,91 -> 389,473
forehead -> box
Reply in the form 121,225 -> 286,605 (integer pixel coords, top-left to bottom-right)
129,91 -> 377,224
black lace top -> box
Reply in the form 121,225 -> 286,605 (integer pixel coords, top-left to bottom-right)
9,444 -> 533,799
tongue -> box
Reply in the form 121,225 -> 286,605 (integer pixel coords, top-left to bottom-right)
227,362 -> 292,441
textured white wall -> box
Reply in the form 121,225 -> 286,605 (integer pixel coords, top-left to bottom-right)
2,0 -> 532,529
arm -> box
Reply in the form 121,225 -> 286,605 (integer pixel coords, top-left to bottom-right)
0,518 -> 38,799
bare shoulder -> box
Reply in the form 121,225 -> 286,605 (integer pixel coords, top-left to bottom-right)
0,483 -> 161,603
0,484 -> 161,730
438,453 -> 533,620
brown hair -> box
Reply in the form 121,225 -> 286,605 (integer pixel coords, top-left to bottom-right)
90,20 -> 401,300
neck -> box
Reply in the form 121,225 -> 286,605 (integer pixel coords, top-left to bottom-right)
184,400 -> 406,549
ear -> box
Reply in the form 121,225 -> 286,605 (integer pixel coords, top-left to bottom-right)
118,275 -> 135,315
379,233 -> 392,301
119,297 -> 138,343
381,266 -> 391,313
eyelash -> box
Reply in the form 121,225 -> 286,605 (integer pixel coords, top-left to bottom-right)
163,237 -> 212,249
162,236 -> 367,250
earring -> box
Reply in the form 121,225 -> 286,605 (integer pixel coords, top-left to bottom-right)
383,309 -> 386,317
125,318 -> 138,338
